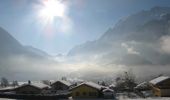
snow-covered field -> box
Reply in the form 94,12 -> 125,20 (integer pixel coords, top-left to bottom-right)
65,98 -> 170,100
0,98 -> 170,100
124,98 -> 170,100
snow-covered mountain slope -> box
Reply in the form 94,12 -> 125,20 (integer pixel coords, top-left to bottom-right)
68,7 -> 170,66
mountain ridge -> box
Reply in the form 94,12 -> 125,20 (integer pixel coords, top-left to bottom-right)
68,6 -> 170,66
0,27 -> 49,58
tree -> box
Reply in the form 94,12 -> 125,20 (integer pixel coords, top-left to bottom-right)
124,71 -> 137,91
12,80 -> 18,87
42,80 -> 51,85
1,77 -> 9,87
115,70 -> 137,92
61,77 -> 67,81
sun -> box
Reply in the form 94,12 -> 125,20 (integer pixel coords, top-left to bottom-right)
39,0 -> 66,22
36,0 -> 72,36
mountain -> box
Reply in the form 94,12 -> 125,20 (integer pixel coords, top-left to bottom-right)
68,7 -> 170,66
0,27 -> 24,57
0,27 -> 56,80
0,27 -> 49,58
2,6 -> 170,80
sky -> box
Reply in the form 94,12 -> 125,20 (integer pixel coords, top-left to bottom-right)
0,0 -> 170,55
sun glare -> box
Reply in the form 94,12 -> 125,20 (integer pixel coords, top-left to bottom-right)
39,0 -> 65,22
36,0 -> 72,36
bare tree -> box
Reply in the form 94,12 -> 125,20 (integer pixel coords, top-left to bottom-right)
61,77 -> 67,81
12,80 -> 18,87
115,70 -> 137,92
1,77 -> 9,87
42,80 -> 51,85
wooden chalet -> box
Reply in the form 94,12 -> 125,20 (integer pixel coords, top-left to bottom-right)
149,76 -> 170,97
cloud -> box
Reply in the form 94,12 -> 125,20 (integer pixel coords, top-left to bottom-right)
160,35 -> 170,54
0,55 -> 70,81
121,42 -> 140,55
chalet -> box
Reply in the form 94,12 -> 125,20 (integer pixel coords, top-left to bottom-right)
70,81 -> 103,98
135,82 -> 150,91
102,88 -> 115,98
14,81 -> 50,94
109,83 -> 116,90
0,86 -> 16,92
51,80 -> 71,93
149,76 -> 170,97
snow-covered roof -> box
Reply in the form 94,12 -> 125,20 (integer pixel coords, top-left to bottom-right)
0,86 -> 16,91
109,83 -> 116,88
85,82 -> 103,90
135,82 -> 150,90
52,80 -> 72,86
31,82 -> 50,89
135,82 -> 147,88
16,82 -> 50,90
149,76 -> 170,85
102,88 -> 114,92
71,81 -> 103,90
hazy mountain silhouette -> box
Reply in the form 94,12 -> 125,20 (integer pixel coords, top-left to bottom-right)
1,6 -> 170,80
68,7 -> 170,66
0,27 -> 49,58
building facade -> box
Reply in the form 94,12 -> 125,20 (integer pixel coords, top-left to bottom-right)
70,82 -> 102,98
14,82 -> 50,94
150,76 -> 170,97
51,80 -> 71,93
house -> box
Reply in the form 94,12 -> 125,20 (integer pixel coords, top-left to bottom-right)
109,83 -> 116,90
70,81 -> 103,98
14,81 -> 50,94
135,82 -> 150,91
134,82 -> 152,97
51,80 -> 71,93
0,86 -> 16,92
102,88 -> 115,98
149,76 -> 170,97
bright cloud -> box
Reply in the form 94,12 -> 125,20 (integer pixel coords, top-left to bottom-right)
121,43 -> 140,55
160,36 -> 170,54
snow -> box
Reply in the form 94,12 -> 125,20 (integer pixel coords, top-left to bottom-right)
59,80 -> 72,86
52,80 -> 72,86
136,82 -> 147,87
0,98 -> 170,100
124,98 -> 170,100
0,87 -> 15,91
17,82 -> 27,86
31,82 -> 50,89
83,82 -> 103,90
135,82 -> 149,90
71,81 -> 103,90
102,88 -> 114,92
149,76 -> 170,85
16,82 -> 50,89
109,83 -> 116,88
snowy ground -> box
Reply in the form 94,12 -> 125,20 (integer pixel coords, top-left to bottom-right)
64,98 -> 170,100
123,98 -> 170,100
0,98 -> 170,100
